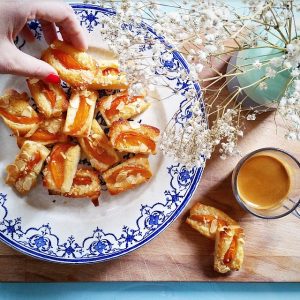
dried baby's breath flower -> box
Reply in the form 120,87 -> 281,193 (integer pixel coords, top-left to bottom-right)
278,80 -> 300,140
86,0 -> 300,168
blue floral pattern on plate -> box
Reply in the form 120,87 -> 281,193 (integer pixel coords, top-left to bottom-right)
0,4 -> 205,263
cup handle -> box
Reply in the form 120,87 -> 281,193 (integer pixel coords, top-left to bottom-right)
292,203 -> 300,219
289,198 -> 300,219
284,198 -> 300,219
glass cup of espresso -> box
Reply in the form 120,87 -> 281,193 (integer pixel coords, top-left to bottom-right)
232,148 -> 300,219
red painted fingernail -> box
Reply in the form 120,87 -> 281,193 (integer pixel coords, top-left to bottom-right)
44,73 -> 60,84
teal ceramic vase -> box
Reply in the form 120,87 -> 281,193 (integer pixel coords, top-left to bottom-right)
226,46 -> 291,110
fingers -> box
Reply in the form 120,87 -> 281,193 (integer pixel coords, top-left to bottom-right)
0,42 -> 59,81
58,23 -> 85,50
40,20 -> 58,45
29,1 -> 88,51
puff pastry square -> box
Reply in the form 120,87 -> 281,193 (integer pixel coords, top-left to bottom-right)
42,40 -> 127,90
214,225 -> 245,273
186,203 -> 237,240
97,91 -> 150,126
17,116 -> 68,147
0,90 -> 42,137
78,119 -> 119,172
6,141 -> 50,194
102,154 -> 152,195
63,90 -> 97,137
109,120 -> 160,154
43,143 -> 80,193
26,78 -> 68,118
49,167 -> 101,201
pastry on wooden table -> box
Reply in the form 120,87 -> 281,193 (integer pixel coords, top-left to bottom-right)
42,40 -> 127,90
0,90 -> 42,137
109,120 -> 160,154
43,143 -> 80,193
17,116 -> 68,147
49,167 -> 101,201
102,154 -> 152,195
78,119 -> 119,172
6,141 -> 50,194
63,90 -> 98,137
186,203 -> 237,240
26,78 -> 68,118
214,225 -> 245,273
97,91 -> 150,126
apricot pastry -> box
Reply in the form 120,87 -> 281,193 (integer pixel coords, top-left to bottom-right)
43,143 -> 80,193
97,91 -> 150,126
186,203 -> 237,240
109,120 -> 160,155
17,116 -> 68,147
214,225 -> 245,273
49,167 -> 101,201
26,78 -> 68,118
6,141 -> 50,194
78,120 -> 119,172
0,90 -> 42,137
63,90 -> 97,137
102,154 -> 152,195
42,40 -> 127,90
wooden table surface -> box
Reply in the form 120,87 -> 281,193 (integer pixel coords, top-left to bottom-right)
1,110 -> 299,282
1,0 -> 300,282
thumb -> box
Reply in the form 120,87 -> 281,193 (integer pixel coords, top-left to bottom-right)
0,43 -> 60,83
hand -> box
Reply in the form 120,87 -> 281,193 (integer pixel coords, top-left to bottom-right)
0,0 -> 87,83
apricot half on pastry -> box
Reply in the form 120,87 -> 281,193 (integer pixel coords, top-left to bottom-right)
0,90 -> 42,137
186,203 -> 237,240
27,78 -> 68,118
43,143 -> 80,193
214,225 -> 245,274
17,116 -> 68,147
102,154 -> 152,195
6,141 -> 50,194
109,120 -> 160,154
63,90 -> 98,137
42,40 -> 127,90
49,167 -> 101,201
97,91 -> 150,126
78,120 -> 119,173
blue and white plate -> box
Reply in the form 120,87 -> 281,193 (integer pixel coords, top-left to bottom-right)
0,3 -> 205,263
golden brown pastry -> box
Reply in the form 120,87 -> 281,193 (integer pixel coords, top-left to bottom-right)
109,120 -> 160,154
42,40 -> 127,90
63,90 -> 97,137
214,225 -> 245,273
0,90 -> 42,137
43,143 -> 80,193
49,167 -> 101,201
97,91 -> 150,126
26,78 -> 68,118
6,141 -> 50,194
186,203 -> 237,240
17,116 -> 68,147
102,154 -> 152,195
78,120 -> 119,172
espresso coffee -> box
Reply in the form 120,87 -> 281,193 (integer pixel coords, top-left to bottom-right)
237,154 -> 290,209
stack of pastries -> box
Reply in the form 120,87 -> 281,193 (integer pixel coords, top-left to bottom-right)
0,40 -> 160,205
186,203 -> 245,273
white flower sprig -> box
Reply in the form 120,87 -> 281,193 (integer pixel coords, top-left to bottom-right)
86,0 -> 300,168
279,80 -> 300,140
